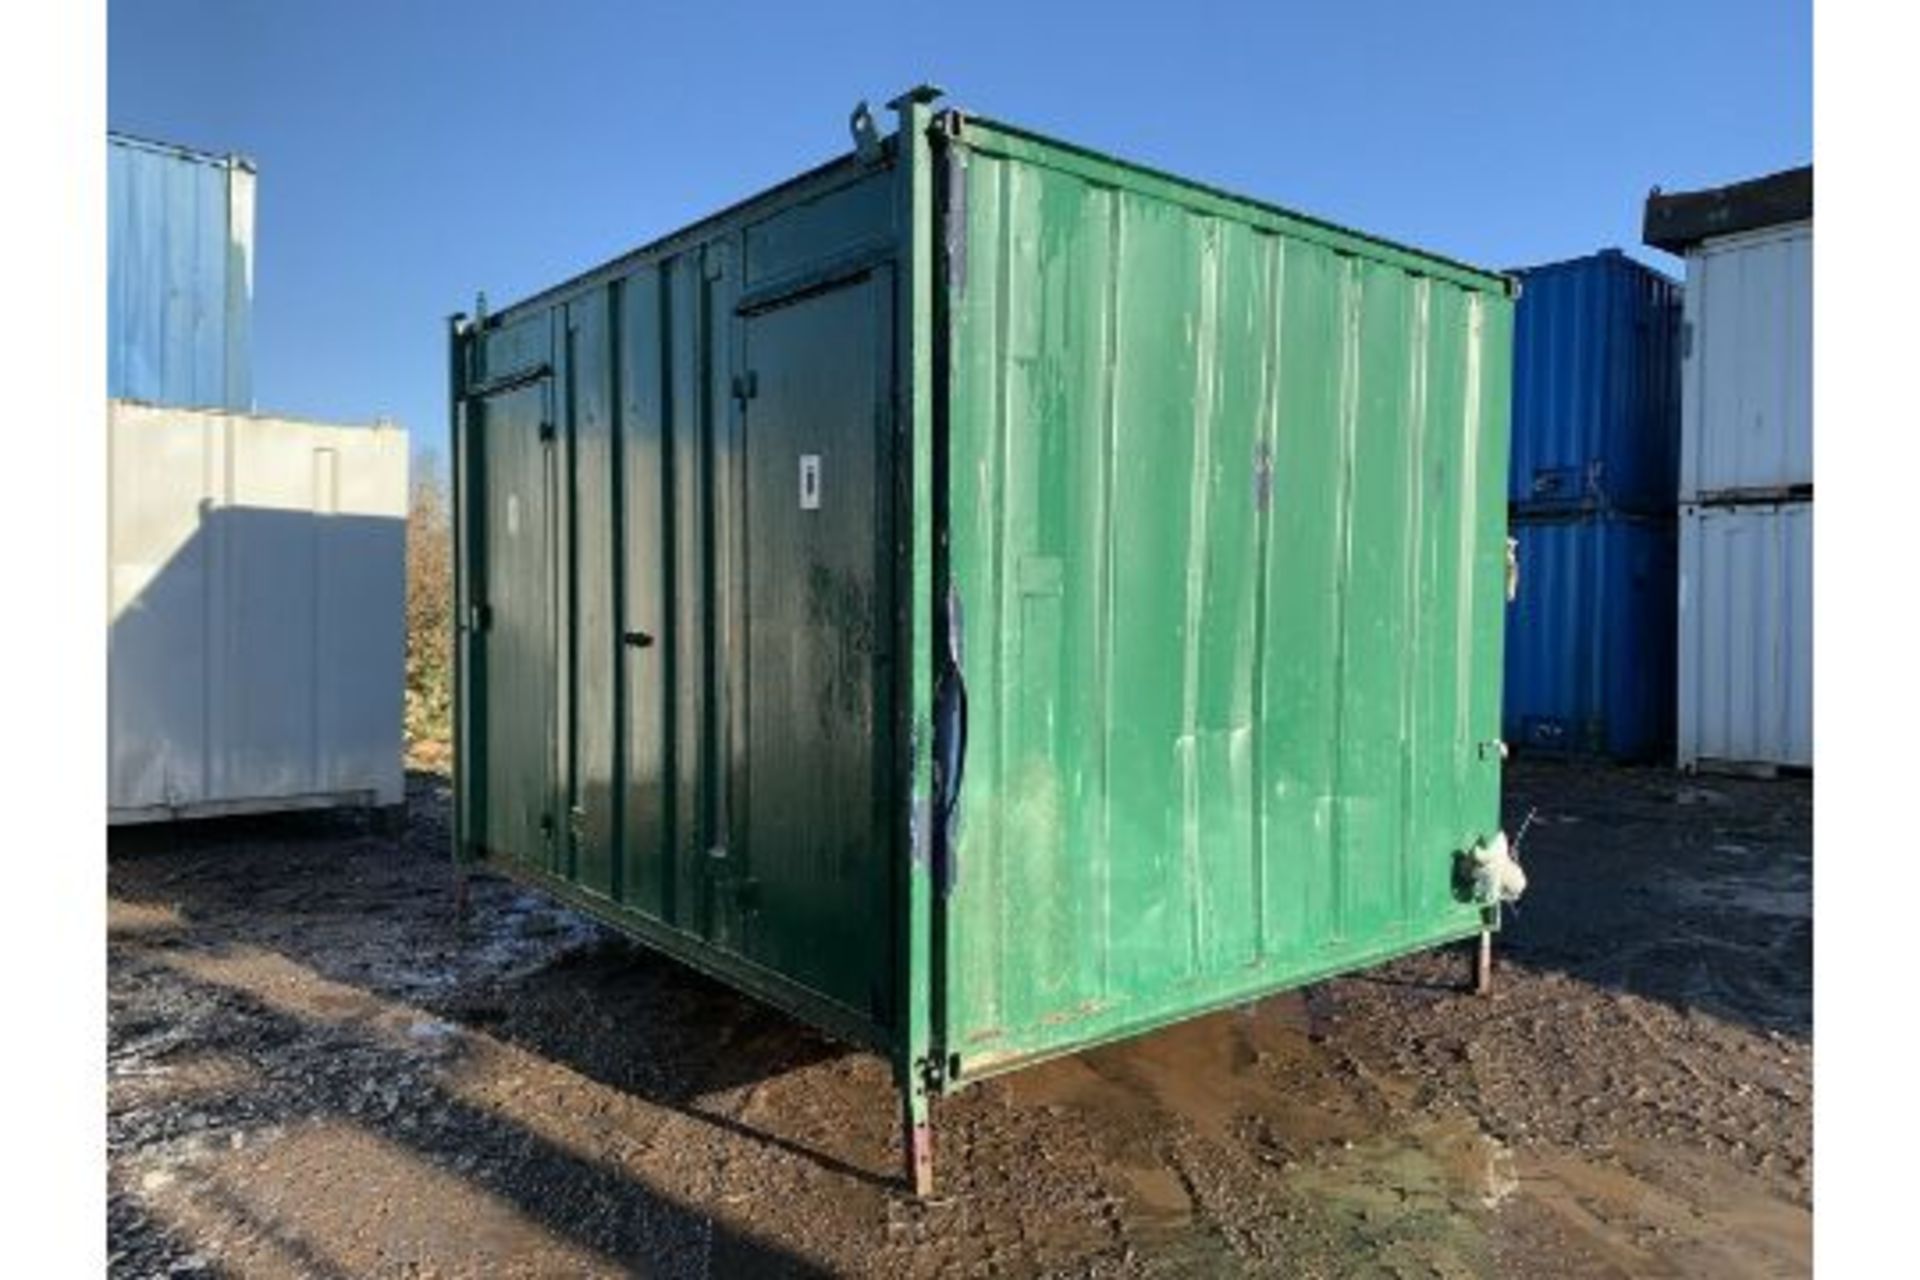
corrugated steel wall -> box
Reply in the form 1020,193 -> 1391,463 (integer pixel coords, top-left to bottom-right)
1503,250 -> 1681,761
941,120 -> 1513,1078
107,133 -> 255,410
456,103 -> 1517,1092
108,401 -> 406,821
1671,212 -> 1813,771
456,157 -> 908,1051
1509,251 -> 1680,513
1504,514 -> 1675,760
1678,501 -> 1812,770
1681,223 -> 1813,500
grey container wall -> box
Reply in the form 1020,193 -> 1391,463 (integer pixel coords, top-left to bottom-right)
1677,501 -> 1812,772
108,132 -> 255,411
1646,168 -> 1813,774
108,402 -> 407,822
1645,166 -> 1812,503
1679,223 -> 1812,502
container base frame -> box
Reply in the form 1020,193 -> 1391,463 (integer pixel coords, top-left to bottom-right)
108,788 -> 392,827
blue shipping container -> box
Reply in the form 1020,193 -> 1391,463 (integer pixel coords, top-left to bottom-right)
1509,250 -> 1680,513
107,132 -> 254,410
1504,512 -> 1676,760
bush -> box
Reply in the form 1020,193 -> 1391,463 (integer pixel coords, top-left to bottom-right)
406,458 -> 453,765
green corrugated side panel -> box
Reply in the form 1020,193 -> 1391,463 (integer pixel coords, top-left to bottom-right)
456,105 -> 1515,1093
938,121 -> 1512,1080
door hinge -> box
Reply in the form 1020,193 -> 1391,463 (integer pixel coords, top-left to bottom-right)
465,603 -> 493,632
731,371 -> 758,403
538,419 -> 557,442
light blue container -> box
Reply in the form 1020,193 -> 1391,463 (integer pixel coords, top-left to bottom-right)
107,132 -> 254,410
1504,511 -> 1676,760
1509,251 -> 1680,514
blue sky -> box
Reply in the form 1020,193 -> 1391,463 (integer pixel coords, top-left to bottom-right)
109,0 -> 1810,470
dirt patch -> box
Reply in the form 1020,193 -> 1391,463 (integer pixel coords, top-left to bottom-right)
109,762 -> 1810,1276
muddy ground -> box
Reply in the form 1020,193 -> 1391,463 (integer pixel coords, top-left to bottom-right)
107,761 -> 1810,1277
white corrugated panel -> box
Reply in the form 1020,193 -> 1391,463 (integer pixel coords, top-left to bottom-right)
108,401 -> 408,821
1680,221 -> 1813,499
1677,502 -> 1812,770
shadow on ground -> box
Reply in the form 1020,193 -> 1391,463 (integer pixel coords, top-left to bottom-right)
109,776 -> 844,1276
109,762 -> 1813,1277
1496,758 -> 1811,1041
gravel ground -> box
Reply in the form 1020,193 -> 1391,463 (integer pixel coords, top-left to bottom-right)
107,760 -> 1810,1277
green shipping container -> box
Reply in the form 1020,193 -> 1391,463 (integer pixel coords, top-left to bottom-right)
451,88 -> 1516,1193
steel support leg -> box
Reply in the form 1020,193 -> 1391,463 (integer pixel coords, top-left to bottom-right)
1473,928 -> 1493,996
905,1093 -> 935,1197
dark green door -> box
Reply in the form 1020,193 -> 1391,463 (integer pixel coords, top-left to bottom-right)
563,295 -> 619,898
476,381 -> 559,870
736,272 -> 894,1022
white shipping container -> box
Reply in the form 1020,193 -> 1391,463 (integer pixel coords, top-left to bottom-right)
1680,221 -> 1813,500
108,400 -> 408,822
1677,502 -> 1812,771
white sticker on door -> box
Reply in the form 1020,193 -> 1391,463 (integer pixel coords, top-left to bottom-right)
799,454 -> 822,511
506,493 -> 521,537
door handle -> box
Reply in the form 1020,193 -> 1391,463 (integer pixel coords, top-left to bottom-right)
623,630 -> 655,649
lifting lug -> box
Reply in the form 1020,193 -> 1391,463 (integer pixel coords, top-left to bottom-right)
849,100 -> 883,167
